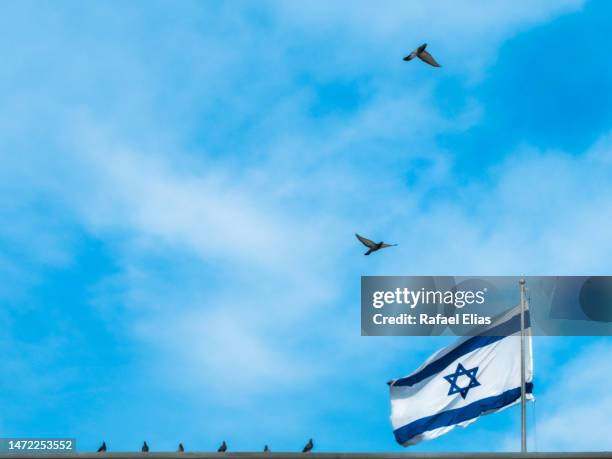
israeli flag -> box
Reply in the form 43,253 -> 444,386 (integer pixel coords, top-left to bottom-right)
389,306 -> 533,446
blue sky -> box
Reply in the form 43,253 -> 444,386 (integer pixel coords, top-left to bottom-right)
1,0 -> 611,453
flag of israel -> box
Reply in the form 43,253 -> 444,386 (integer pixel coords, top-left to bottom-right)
389,306 -> 533,446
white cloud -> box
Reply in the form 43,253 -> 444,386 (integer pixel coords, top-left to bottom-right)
368,129 -> 612,276
500,339 -> 612,451
271,0 -> 585,80
0,0 -> 600,415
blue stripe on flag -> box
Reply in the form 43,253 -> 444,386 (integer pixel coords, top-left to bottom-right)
392,311 -> 530,387
393,382 -> 534,445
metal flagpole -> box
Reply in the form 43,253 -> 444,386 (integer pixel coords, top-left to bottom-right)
519,278 -> 527,453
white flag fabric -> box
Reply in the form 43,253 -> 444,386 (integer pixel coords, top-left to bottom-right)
389,305 -> 533,446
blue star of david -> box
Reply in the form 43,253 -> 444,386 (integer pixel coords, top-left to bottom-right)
443,363 -> 481,399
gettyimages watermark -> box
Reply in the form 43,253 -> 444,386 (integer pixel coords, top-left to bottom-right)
361,276 -> 612,336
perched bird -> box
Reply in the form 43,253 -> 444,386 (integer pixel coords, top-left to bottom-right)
403,43 -> 441,67
263,445 -> 270,453
97,442 -> 107,453
355,233 -> 397,255
302,439 -> 314,453
217,441 -> 227,453
178,443 -> 184,453
142,441 -> 149,453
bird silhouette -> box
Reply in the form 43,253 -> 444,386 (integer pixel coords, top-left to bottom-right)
263,445 -> 270,453
403,43 -> 441,67
97,442 -> 106,453
217,441 -> 227,452
302,439 -> 314,453
178,443 -> 184,453
142,441 -> 149,453
355,233 -> 397,255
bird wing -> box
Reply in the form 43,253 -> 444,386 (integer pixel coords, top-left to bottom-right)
355,233 -> 377,248
403,51 -> 417,61
418,50 -> 441,67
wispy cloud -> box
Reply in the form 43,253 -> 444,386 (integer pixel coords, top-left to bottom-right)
0,0 -> 607,451
500,339 -> 612,451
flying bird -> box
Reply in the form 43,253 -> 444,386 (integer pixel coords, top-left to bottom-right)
403,43 -> 441,67
97,442 -> 107,453
264,445 -> 270,453
142,441 -> 149,453
218,441 -> 227,453
178,443 -> 184,453
355,233 -> 397,255
302,439 -> 314,453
